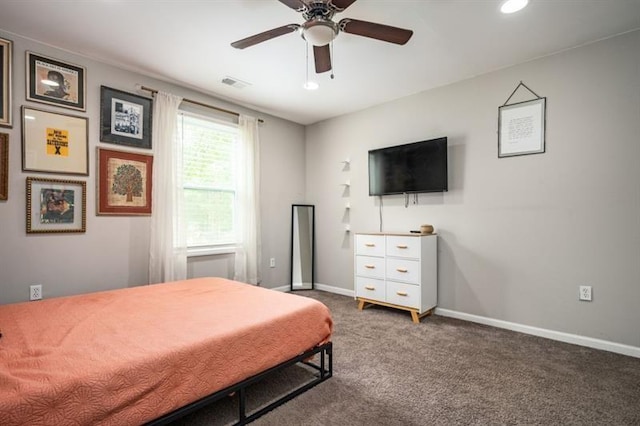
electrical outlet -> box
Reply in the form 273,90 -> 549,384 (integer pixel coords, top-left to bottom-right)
269,258 -> 276,268
30,284 -> 42,301
579,285 -> 592,302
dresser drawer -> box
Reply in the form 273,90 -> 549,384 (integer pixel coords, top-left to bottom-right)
355,234 -> 385,257
386,258 -> 420,284
355,276 -> 385,302
386,236 -> 420,259
386,281 -> 420,309
356,256 -> 385,279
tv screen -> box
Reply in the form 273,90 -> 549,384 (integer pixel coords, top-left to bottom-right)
369,137 -> 448,196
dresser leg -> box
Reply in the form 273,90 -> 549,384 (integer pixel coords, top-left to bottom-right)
410,310 -> 420,323
357,299 -> 366,311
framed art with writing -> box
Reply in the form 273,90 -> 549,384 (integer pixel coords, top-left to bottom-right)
22,106 -> 89,175
97,147 -> 153,215
26,52 -> 86,111
498,97 -> 546,158
26,176 -> 86,233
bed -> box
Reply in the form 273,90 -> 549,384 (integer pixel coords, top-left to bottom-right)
0,277 -> 333,425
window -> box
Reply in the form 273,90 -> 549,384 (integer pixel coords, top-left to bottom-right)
177,112 -> 238,249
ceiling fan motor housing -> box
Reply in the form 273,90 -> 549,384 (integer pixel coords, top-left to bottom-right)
301,18 -> 338,46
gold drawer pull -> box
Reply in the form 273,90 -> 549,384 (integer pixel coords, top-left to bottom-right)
396,291 -> 408,296
396,244 -> 408,249
396,268 -> 408,273
365,264 -> 376,269
365,243 -> 376,247
364,286 -> 375,291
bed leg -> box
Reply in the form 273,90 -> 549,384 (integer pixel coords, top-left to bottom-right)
239,387 -> 246,423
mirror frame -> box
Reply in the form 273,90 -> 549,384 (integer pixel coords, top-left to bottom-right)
290,204 -> 315,291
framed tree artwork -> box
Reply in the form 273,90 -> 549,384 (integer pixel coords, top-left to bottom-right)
0,37 -> 12,128
97,147 -> 153,215
100,86 -> 153,149
26,177 -> 86,233
26,52 -> 86,111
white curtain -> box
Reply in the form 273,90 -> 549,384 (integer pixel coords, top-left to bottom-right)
233,115 -> 261,285
148,91 -> 185,284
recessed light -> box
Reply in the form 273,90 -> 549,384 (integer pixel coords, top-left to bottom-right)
501,0 -> 529,14
303,81 -> 319,91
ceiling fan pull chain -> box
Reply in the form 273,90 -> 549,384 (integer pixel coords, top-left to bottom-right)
330,40 -> 335,79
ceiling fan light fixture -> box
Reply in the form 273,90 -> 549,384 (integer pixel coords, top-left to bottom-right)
500,0 -> 529,14
301,18 -> 338,46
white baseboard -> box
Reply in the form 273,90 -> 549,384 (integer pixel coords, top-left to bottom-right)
313,283 -> 355,297
270,285 -> 290,293
435,308 -> 640,359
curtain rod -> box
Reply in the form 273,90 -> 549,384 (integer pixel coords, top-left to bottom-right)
139,85 -> 264,124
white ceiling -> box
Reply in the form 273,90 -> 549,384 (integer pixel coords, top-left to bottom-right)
0,0 -> 639,125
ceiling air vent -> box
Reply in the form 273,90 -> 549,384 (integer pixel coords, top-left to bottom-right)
221,76 -> 251,89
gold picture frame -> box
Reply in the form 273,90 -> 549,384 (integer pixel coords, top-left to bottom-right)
97,147 -> 153,215
0,37 -> 12,128
22,106 -> 89,175
26,176 -> 86,233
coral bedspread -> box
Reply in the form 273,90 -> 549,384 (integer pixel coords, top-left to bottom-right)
0,278 -> 333,425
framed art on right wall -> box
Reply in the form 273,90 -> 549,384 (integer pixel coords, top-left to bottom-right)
498,97 -> 546,158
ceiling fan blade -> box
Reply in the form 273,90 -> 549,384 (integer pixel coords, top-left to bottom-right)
339,18 -> 413,45
314,44 -> 332,73
278,0 -> 307,12
330,0 -> 358,11
231,24 -> 300,49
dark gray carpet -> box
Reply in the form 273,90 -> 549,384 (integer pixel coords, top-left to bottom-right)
172,290 -> 640,425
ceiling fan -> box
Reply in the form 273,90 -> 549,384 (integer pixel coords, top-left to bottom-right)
230,0 -> 414,74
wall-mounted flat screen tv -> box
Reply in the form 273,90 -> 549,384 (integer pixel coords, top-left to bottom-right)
369,137 -> 448,196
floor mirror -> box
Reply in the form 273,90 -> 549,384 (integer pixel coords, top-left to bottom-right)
290,204 -> 314,291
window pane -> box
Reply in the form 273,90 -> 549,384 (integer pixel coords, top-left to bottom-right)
184,189 -> 235,247
178,112 -> 238,248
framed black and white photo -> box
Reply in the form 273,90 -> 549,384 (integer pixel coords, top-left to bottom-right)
100,86 -> 152,149
498,97 -> 546,158
0,37 -> 12,127
26,52 -> 86,111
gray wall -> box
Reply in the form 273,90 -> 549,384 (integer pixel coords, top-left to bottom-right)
306,31 -> 640,348
0,31 -> 306,303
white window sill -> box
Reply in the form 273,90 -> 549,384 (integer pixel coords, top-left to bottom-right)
187,245 -> 237,258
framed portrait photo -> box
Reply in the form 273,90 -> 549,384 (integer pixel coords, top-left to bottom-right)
97,147 -> 153,216
26,176 -> 86,234
0,37 -> 13,128
22,106 -> 89,175
1,133 -> 8,200
26,52 -> 86,111
100,86 -> 153,149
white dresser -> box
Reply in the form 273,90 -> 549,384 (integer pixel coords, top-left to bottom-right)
354,232 -> 437,323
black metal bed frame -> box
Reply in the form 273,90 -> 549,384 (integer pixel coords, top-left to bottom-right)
146,341 -> 333,426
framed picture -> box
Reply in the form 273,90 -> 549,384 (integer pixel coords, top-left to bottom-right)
26,52 -> 86,111
0,133 -> 7,200
22,106 -> 89,175
97,147 -> 153,215
100,86 -> 152,149
0,37 -> 12,128
498,97 -> 546,158
26,176 -> 86,233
